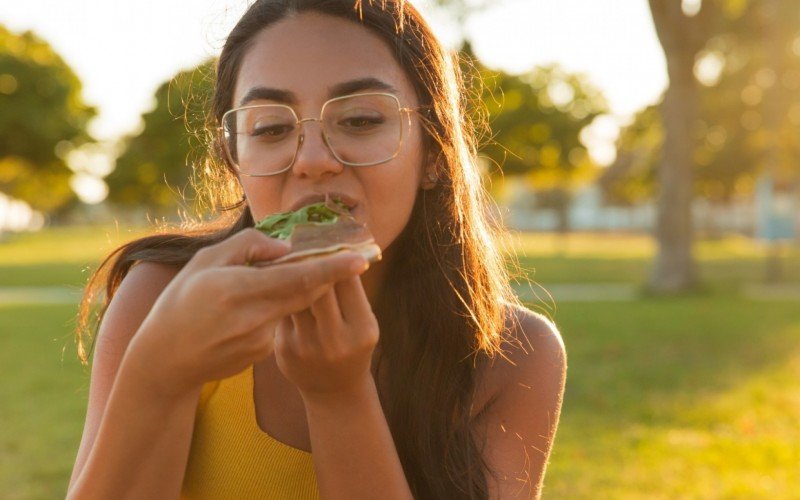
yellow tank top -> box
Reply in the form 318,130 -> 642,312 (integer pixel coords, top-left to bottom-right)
181,365 -> 320,499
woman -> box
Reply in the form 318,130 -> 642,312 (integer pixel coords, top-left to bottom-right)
67,0 -> 566,498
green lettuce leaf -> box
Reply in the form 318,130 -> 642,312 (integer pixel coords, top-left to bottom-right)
254,199 -> 349,240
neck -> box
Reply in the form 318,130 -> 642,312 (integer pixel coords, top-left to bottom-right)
359,246 -> 394,373
359,236 -> 399,307
359,257 -> 386,308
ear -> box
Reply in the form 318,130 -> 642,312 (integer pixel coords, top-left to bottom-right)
420,150 -> 440,190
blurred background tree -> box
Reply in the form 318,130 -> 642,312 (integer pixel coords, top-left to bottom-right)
105,60 -> 215,216
599,104 -> 661,207
429,0 -> 609,235
623,0 -> 799,291
0,25 -> 96,216
461,44 -> 607,231
436,0 -> 800,292
646,0 -> 721,293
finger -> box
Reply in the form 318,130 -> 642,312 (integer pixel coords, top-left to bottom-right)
335,275 -> 374,326
191,228 -> 291,268
208,251 -> 367,321
274,315 -> 296,359
309,287 -> 343,328
208,265 -> 331,309
291,309 -> 321,354
308,288 -> 343,351
248,251 -> 368,300
247,319 -> 278,361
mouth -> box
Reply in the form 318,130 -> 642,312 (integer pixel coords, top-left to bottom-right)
290,192 -> 359,213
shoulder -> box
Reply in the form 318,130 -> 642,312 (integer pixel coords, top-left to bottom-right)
119,260 -> 182,297
94,261 -> 182,359
475,301 -> 567,423
507,303 -> 564,355
487,302 -> 567,385
474,302 -> 567,497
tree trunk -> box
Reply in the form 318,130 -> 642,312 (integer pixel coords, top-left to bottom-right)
760,0 -> 787,283
647,0 -> 703,293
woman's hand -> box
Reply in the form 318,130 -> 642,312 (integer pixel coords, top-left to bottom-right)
274,274 -> 379,399
124,228 -> 368,398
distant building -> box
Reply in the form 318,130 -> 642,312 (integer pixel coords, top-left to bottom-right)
503,174 -> 799,239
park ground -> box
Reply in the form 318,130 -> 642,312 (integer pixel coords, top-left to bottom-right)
1,226 -> 799,498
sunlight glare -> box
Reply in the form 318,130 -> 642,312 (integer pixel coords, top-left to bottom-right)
694,51 -> 725,87
682,0 -> 702,17
69,173 -> 108,205
580,115 -> 620,167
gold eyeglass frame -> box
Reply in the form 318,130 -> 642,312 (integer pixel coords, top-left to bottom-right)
219,92 -> 418,177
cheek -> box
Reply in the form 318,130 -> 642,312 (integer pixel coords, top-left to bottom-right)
364,153 -> 424,250
241,179 -> 283,221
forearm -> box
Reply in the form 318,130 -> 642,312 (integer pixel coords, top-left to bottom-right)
67,354 -> 201,499
302,377 -> 413,500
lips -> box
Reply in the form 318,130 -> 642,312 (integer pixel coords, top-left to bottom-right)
290,191 -> 358,212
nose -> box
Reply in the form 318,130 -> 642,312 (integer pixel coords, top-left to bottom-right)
290,119 -> 344,179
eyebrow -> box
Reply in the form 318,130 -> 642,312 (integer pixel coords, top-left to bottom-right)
238,77 -> 400,107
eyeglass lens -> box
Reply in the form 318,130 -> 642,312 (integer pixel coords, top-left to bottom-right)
223,94 -> 403,175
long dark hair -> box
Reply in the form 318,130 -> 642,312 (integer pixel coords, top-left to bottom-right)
77,1 -> 523,497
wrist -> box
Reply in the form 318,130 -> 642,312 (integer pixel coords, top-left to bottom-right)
300,374 -> 377,409
120,342 -> 202,403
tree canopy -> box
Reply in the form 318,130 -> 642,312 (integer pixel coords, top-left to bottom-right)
470,55 -> 607,187
105,60 -> 215,214
459,44 -> 607,231
0,25 -> 96,214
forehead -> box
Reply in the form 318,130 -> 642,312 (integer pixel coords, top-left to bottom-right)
234,11 -> 417,108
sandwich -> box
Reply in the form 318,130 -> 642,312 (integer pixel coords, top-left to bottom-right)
254,196 -> 382,265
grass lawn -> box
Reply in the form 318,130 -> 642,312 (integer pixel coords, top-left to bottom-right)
546,298 -> 800,497
0,304 -> 87,499
506,231 -> 800,287
0,225 -> 151,287
1,225 -> 799,498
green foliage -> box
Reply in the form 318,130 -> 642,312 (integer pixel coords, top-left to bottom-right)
599,105 -> 661,205
106,60 -> 215,213
475,62 -> 606,185
460,44 -> 607,221
0,25 -> 96,214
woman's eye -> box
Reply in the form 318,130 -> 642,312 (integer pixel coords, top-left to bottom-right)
340,116 -> 384,129
251,124 -> 292,138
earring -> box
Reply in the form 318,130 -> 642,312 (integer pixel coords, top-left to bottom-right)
421,172 -> 437,190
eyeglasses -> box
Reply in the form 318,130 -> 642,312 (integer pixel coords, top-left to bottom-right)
220,92 -> 416,177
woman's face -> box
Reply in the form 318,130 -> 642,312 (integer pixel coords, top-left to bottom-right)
232,12 -> 429,258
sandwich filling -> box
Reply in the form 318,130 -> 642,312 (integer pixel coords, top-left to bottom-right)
254,196 -> 382,265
